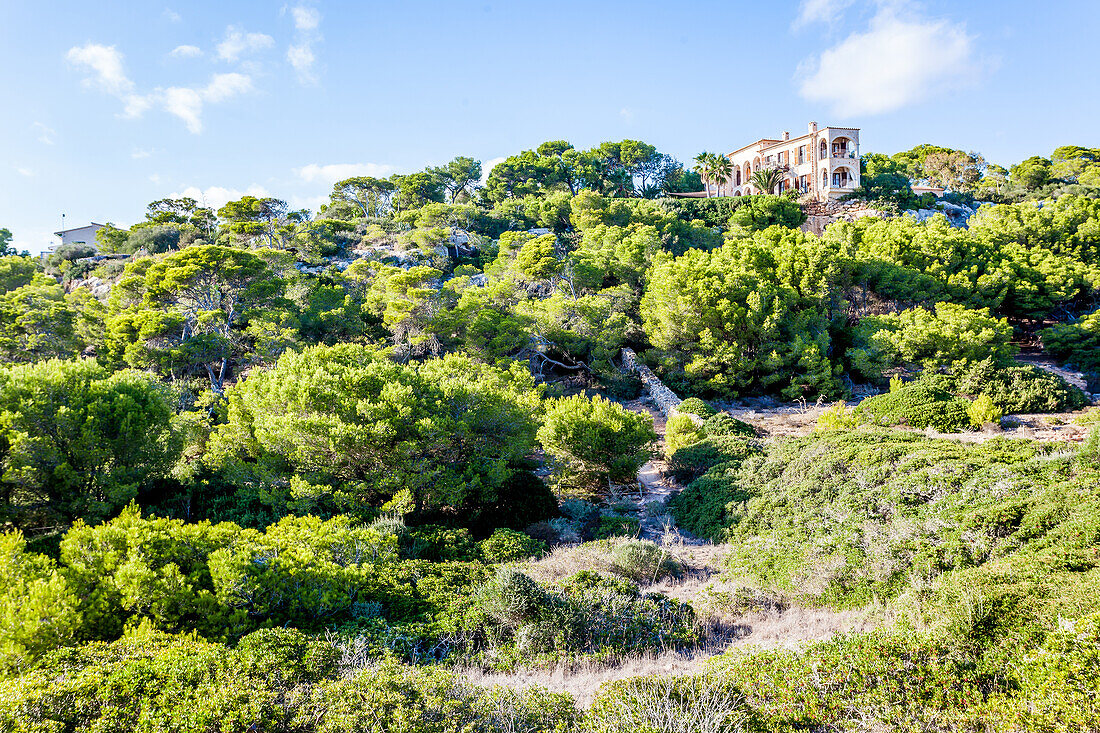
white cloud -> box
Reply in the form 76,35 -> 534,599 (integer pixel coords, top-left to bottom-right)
66,43 -> 134,97
481,157 -> 506,183
291,6 -> 321,31
170,44 -> 203,58
149,173 -> 162,184
294,163 -> 395,185
131,148 -> 152,159
288,194 -> 329,213
163,8 -> 182,22
797,6 -> 978,116
203,72 -> 253,102
161,87 -> 204,133
32,122 -> 56,145
619,107 -> 635,123
217,26 -> 274,62
287,44 -> 316,82
16,167 -> 33,177
173,184 -> 271,210
159,73 -> 252,133
285,6 -> 322,84
792,0 -> 855,30
68,42 -> 255,133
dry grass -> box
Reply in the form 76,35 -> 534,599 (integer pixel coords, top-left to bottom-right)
460,600 -> 880,708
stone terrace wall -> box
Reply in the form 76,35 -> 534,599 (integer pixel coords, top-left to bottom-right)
800,200 -> 888,236
621,348 -> 683,416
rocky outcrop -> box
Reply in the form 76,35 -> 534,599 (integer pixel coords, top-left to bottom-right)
67,276 -> 111,299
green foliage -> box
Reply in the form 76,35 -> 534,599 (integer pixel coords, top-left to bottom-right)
593,514 -> 640,540
0,359 -> 179,532
816,401 -> 859,431
675,397 -> 716,419
642,228 -> 844,399
856,383 -> 973,432
849,302 -> 1016,382
665,413 -> 704,456
606,539 -> 680,584
943,358 -> 1089,414
208,344 -> 541,520
478,527 -> 547,563
1042,307 -> 1100,373
0,531 -> 81,674
967,394 -> 1003,427
702,412 -> 755,437
538,394 -> 656,491
667,436 -> 758,483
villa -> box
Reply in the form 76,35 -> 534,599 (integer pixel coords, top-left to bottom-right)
720,121 -> 860,201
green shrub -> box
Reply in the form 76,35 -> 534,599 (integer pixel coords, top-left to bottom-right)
668,436 -> 758,483
668,467 -> 747,542
607,539 -> 680,584
558,498 -> 601,540
476,567 -> 555,629
401,524 -> 480,561
676,397 -> 717,419
948,359 -> 1088,413
594,515 -> 640,540
1042,308 -> 1100,373
702,412 -> 755,437
816,401 -> 859,431
665,413 -> 705,456
856,383 -> 973,432
1078,407 -> 1100,425
478,528 -> 547,563
968,394 -> 1003,427
538,394 -> 657,491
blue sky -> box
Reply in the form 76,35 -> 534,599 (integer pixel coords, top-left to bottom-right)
1,0 -> 1098,253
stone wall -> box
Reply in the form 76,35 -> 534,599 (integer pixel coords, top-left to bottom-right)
800,200 -> 888,236
621,348 -> 683,416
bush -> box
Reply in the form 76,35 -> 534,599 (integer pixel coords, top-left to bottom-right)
856,383 -> 973,432
594,515 -> 640,540
702,412 -> 755,437
1078,407 -> 1100,425
478,528 -> 547,563
668,436 -> 758,483
816,401 -> 859,431
476,567 -> 554,629
676,397 -> 717,419
588,674 -> 753,733
665,413 -> 705,456
968,394 -> 1003,427
558,498 -> 601,540
401,525 -> 479,561
948,359 -> 1088,413
1042,308 -> 1100,373
538,394 -> 657,491
607,539 -> 680,584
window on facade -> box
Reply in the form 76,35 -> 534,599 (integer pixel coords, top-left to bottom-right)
798,146 -> 805,164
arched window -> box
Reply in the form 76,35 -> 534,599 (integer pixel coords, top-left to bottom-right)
735,169 -> 741,186
753,156 -> 761,172
822,170 -> 828,187
819,140 -> 827,159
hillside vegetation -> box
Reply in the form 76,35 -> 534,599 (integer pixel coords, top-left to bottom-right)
1,140 -> 1099,731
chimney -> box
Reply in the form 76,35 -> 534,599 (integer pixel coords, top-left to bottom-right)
783,131 -> 790,141
809,121 -> 817,134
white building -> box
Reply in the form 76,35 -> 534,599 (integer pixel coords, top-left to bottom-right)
722,122 -> 860,201
50,222 -> 107,253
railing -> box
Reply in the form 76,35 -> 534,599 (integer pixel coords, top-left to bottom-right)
820,150 -> 858,160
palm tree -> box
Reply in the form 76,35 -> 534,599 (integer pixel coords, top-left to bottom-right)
711,156 -> 733,197
693,152 -> 715,197
749,167 -> 785,195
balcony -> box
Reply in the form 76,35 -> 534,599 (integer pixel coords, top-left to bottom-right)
820,150 -> 858,160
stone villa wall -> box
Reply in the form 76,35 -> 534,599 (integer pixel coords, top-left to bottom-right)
800,200 -> 888,236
